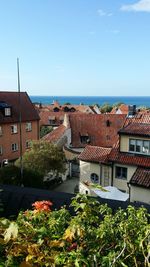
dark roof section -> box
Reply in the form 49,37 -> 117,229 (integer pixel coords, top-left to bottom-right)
119,123 -> 150,138
130,168 -> 150,188
0,91 -> 40,123
69,113 -> 126,148
78,145 -> 112,163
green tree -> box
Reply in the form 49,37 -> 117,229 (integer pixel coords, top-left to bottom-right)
15,141 -> 66,177
112,101 -> 124,108
0,166 -> 43,188
40,126 -> 53,138
100,103 -> 113,113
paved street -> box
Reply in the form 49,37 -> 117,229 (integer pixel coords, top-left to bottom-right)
53,177 -> 79,194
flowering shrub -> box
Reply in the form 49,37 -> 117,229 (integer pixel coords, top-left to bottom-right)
32,200 -> 53,212
0,194 -> 149,266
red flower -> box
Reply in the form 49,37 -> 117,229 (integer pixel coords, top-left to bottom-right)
32,200 -> 53,212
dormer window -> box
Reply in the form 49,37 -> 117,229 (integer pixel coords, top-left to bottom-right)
80,133 -> 90,144
48,116 -> 56,125
5,107 -> 11,116
53,107 -> 60,112
129,139 -> 150,155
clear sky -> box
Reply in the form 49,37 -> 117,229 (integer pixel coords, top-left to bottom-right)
0,0 -> 150,96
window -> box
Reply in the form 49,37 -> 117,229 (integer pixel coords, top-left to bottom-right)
90,173 -> 99,184
12,143 -> 18,152
4,107 -> 11,116
26,122 -> 32,132
26,140 -> 31,149
11,125 -> 18,134
80,134 -> 90,144
115,166 -> 127,179
129,139 -> 150,155
0,126 -> 2,136
143,141 -> 149,154
0,145 -> 2,155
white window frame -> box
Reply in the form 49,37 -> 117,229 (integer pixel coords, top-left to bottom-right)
26,122 -> 32,132
129,138 -> 150,155
90,173 -> 99,184
11,124 -> 18,134
12,143 -> 18,152
26,140 -> 31,149
5,107 -> 11,116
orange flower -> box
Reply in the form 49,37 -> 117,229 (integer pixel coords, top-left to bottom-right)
32,200 -> 53,212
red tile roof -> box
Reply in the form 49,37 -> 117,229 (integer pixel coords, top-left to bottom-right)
109,146 -> 150,168
78,145 -> 112,163
119,123 -> 150,137
69,113 -> 126,148
0,91 -> 40,123
39,111 -> 65,126
111,104 -> 129,114
130,168 -> 150,188
42,124 -> 66,143
38,102 -> 94,113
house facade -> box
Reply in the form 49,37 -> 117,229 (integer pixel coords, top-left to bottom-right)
79,114 -> 150,204
0,92 -> 40,166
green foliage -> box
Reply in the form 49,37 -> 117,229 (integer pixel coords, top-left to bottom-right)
0,194 -> 149,266
15,141 -> 66,177
112,102 -> 124,108
40,126 -> 53,138
100,103 -> 113,113
0,166 -> 43,188
64,102 -> 71,105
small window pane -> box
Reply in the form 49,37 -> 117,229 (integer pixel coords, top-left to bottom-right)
26,122 -> 32,131
129,139 -> 135,151
136,140 -> 142,153
0,126 -> 2,136
116,167 -> 127,179
143,141 -> 149,154
90,173 -> 99,184
5,108 -> 11,116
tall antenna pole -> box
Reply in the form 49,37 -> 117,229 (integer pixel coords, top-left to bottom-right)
17,58 -> 23,185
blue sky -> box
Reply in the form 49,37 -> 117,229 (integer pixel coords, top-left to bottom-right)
0,0 -> 150,96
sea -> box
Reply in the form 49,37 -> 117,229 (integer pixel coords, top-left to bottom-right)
30,96 -> 150,108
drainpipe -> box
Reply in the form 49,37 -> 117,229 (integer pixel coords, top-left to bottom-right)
127,182 -> 131,202
100,164 -> 102,185
111,163 -> 114,186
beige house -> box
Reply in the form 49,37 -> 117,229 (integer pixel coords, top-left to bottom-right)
79,114 -> 150,204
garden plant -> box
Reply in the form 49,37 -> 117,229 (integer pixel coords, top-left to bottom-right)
0,194 -> 149,266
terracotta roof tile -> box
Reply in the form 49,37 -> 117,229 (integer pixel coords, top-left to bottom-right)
78,145 -> 112,163
119,123 -> 150,137
109,147 -> 150,168
0,91 -> 40,123
39,111 -> 65,126
69,113 -> 126,148
111,104 -> 129,114
130,168 -> 150,188
42,124 -> 66,143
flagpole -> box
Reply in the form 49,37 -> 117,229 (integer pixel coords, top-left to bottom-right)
17,58 -> 23,185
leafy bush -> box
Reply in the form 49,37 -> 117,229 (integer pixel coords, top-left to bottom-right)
0,194 -> 149,266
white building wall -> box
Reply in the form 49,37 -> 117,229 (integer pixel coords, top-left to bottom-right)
113,164 -> 137,193
130,186 -> 150,205
80,160 -> 100,184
